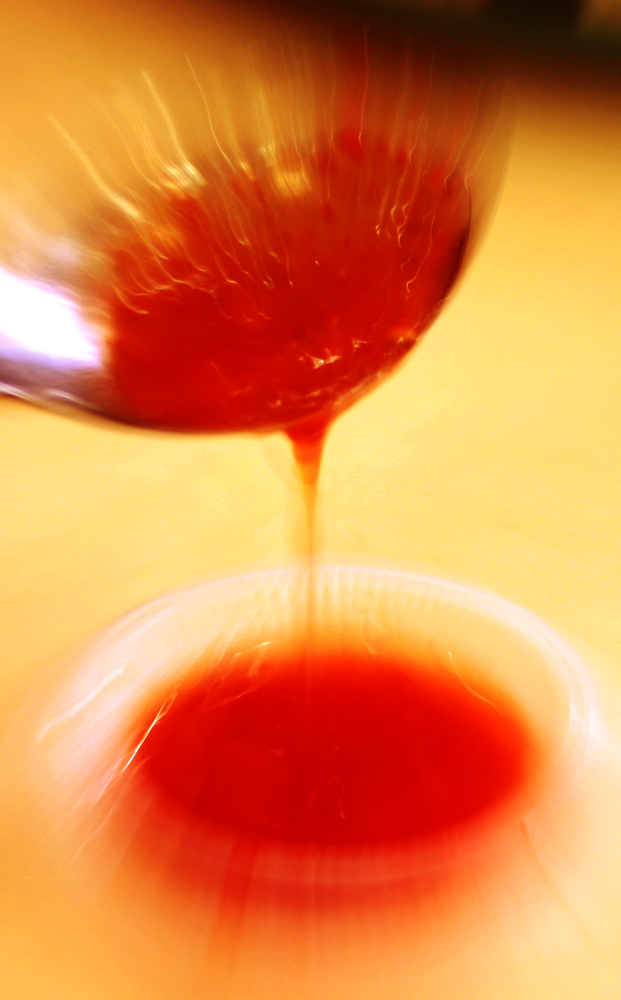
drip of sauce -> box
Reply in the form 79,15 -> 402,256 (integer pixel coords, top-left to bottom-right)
286,419 -> 327,557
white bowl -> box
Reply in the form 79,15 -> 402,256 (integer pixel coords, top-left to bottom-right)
32,564 -> 598,896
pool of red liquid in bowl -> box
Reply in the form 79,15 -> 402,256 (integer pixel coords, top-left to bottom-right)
126,645 -> 532,846
102,645 -> 543,906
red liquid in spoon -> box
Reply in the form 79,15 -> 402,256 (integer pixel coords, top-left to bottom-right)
101,131 -> 470,435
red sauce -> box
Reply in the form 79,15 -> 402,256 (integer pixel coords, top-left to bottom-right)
121,646 -> 531,852
101,131 -> 470,433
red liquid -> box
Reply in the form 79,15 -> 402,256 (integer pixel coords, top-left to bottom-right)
120,646 -> 532,859
100,131 -> 470,433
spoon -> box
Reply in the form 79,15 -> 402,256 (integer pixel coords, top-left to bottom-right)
0,15 -> 505,436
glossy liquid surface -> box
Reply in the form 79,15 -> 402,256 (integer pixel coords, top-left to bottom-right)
124,646 -> 532,851
102,132 -> 470,433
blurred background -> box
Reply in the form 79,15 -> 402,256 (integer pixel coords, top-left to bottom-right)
317,0 -> 621,46
1,0 -> 621,997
